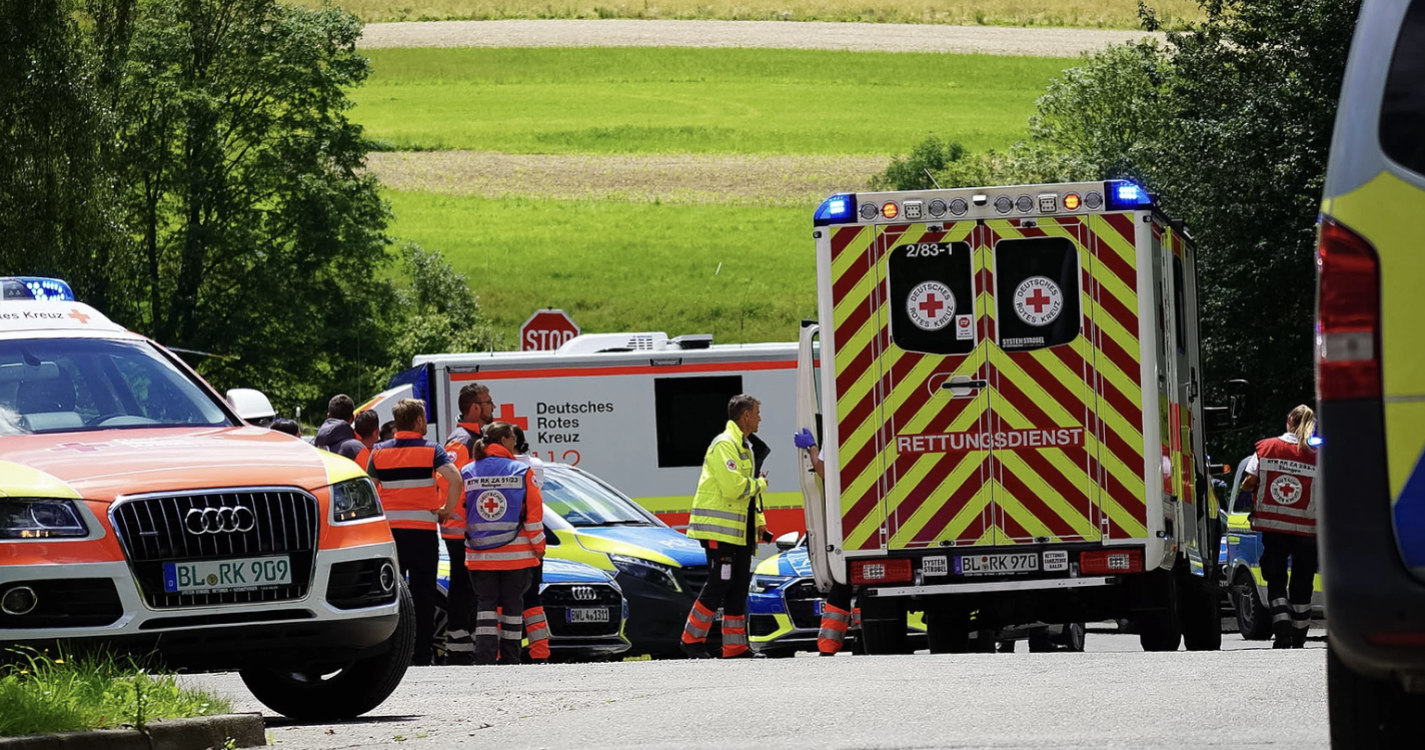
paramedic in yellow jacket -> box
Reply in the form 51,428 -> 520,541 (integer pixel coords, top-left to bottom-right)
680,394 -> 769,659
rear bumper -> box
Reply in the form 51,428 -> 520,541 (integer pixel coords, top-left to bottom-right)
0,542 -> 401,670
1320,399 -> 1425,680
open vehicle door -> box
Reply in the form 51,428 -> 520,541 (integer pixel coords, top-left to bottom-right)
797,323 -> 836,590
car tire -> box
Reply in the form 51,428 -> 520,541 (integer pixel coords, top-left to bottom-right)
860,599 -> 909,655
1181,573 -> 1223,652
1328,641 -> 1425,750
240,581 -> 415,721
1233,572 -> 1272,641
925,611 -> 970,654
1137,567 -> 1183,652
432,584 -> 450,662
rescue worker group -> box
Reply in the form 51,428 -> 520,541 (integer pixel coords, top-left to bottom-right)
308,385 -> 1323,663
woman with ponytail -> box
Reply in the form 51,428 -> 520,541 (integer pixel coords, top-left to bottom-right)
1240,405 -> 1319,648
461,421 -> 546,664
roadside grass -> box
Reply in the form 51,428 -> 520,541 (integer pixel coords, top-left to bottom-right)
0,648 -> 231,738
354,47 -> 1071,155
316,0 -> 1203,29
385,191 -> 814,344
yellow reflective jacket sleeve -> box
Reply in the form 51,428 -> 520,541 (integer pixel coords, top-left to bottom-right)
705,436 -> 765,503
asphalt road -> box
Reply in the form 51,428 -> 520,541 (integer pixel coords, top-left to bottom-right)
190,632 -> 1327,749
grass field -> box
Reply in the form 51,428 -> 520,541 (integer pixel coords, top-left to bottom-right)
386,191 -> 813,344
354,48 -> 1072,154
318,0 -> 1202,29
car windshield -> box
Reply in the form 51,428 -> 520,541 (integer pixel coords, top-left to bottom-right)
542,469 -> 656,527
0,338 -> 230,435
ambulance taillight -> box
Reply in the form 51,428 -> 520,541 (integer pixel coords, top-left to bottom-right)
1079,548 -> 1144,575
850,558 -> 913,585
1315,217 -> 1381,401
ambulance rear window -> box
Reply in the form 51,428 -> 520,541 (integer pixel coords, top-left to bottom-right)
1381,0 -> 1425,175
654,375 -> 743,468
993,237 -> 1082,352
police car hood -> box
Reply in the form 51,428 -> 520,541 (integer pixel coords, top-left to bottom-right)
573,526 -> 707,568
0,426 -> 333,501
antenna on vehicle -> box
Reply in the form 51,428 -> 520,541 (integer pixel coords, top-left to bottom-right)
706,262 -> 723,346
924,168 -> 942,190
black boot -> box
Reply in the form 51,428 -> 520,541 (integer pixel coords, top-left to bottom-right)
680,641 -> 713,659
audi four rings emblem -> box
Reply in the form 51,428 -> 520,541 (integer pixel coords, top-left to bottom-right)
572,586 -> 597,601
184,506 -> 257,535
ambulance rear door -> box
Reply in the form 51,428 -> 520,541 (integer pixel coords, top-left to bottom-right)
876,219 -> 996,551
981,216 -> 1103,545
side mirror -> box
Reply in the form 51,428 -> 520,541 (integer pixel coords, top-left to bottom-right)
1204,379 -> 1251,431
775,531 -> 801,552
227,388 -> 277,424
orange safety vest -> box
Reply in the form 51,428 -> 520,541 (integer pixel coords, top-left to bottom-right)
464,443 -> 545,571
439,422 -> 484,540
368,431 -> 447,531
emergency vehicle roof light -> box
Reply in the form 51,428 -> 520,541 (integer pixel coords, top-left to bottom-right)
1104,180 -> 1152,210
0,277 -> 76,302
814,194 -> 858,226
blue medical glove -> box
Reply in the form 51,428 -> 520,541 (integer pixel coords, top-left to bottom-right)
793,428 -> 817,450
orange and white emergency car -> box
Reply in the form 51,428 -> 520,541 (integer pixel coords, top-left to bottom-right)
798,182 -> 1242,653
0,279 -> 412,720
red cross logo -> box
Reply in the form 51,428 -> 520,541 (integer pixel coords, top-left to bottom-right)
1025,289 -> 1052,314
51,442 -> 107,453
495,403 -> 529,430
918,293 -> 945,319
1280,483 -> 1299,499
481,496 -> 503,516
68,309 -> 90,324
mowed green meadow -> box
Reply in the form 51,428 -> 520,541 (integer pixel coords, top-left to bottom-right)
385,193 -> 812,345
360,47 -> 1071,344
354,48 -> 1072,154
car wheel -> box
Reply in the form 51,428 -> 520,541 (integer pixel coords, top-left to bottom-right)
1028,630 -> 1053,653
432,584 -> 449,662
1329,641 -> 1425,749
1055,623 -> 1086,652
1233,572 -> 1272,640
240,581 -> 414,721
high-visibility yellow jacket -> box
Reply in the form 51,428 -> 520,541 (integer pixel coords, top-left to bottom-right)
688,420 -> 767,545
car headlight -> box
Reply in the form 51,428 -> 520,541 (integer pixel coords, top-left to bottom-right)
330,478 -> 383,523
0,499 -> 88,539
749,575 -> 794,594
608,554 -> 682,592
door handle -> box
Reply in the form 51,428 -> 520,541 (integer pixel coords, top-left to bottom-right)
940,376 -> 988,398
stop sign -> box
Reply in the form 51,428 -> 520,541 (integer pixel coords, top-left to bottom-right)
520,309 -> 580,351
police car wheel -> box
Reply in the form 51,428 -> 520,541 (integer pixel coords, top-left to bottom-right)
240,581 -> 416,721
1328,642 -> 1425,749
1233,573 -> 1272,641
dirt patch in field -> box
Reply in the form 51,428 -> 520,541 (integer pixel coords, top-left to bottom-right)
358,19 -> 1162,57
366,150 -> 888,206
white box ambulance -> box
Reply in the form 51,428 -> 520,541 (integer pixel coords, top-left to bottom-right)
388,333 -> 806,532
797,181 -> 1245,653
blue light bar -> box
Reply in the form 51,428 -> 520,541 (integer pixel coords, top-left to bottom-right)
1104,180 -> 1153,211
813,193 -> 858,227
1308,435 -> 1323,448
0,277 -> 76,301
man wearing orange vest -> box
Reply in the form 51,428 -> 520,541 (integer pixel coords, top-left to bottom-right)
1240,405 -> 1319,649
438,383 -> 496,664
464,421 -> 545,665
368,399 -> 463,666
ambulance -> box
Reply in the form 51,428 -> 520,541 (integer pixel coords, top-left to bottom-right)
0,278 -> 412,720
797,181 -> 1244,653
389,333 -> 806,531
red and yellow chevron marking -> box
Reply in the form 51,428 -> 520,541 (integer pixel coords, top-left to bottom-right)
827,212 -> 1148,552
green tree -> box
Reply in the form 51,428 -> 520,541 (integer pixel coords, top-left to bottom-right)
106,0 -> 397,411
0,0 -> 124,301
382,243 -> 501,382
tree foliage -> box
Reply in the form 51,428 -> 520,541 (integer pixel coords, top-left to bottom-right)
876,0 -> 1360,458
1,0 -> 497,418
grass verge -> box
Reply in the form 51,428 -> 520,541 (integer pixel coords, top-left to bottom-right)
355,47 -> 1071,155
313,0 -> 1203,29
0,648 -> 231,738
386,191 -> 814,344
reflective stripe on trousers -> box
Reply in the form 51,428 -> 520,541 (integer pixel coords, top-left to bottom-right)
446,628 -> 474,653
722,615 -> 748,657
818,604 -> 851,654
474,611 -> 499,638
500,613 -> 524,640
683,601 -> 715,644
525,606 -> 550,660
1290,603 -> 1311,631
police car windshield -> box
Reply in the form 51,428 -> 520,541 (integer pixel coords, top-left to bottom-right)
541,469 -> 655,527
0,338 -> 230,435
